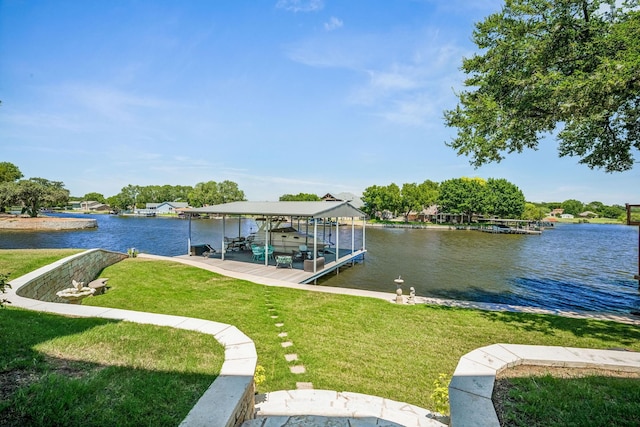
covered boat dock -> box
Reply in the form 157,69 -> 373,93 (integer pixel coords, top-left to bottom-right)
182,201 -> 367,284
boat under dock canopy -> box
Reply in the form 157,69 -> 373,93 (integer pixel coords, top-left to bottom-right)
182,201 -> 367,283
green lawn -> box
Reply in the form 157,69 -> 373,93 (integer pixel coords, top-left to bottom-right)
87,258 -> 640,408
2,250 -> 639,425
0,250 -> 224,427
497,374 -> 640,427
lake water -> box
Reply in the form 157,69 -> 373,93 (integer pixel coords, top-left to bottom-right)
1,213 -> 638,315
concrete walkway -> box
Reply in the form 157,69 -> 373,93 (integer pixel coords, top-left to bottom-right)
243,390 -> 448,427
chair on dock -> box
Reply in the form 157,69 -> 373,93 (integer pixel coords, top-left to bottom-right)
294,245 -> 309,260
203,244 -> 217,258
251,245 -> 264,261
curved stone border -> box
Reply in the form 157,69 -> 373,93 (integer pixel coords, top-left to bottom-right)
253,389 -> 447,427
448,344 -> 640,427
6,250 -> 257,427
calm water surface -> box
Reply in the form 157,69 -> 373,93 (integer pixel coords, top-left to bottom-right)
1,213 -> 638,315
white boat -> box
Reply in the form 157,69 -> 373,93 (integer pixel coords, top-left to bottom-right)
247,218 -> 327,254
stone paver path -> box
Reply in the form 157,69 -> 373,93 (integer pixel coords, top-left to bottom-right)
264,287 -> 312,385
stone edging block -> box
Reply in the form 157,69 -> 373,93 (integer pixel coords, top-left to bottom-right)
449,344 -> 640,427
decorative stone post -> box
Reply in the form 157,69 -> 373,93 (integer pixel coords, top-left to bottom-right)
394,276 -> 404,304
408,287 -> 416,305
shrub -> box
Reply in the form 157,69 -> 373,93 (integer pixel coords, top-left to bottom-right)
0,272 -> 11,307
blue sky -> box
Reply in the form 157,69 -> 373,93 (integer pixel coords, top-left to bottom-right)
1,0 -> 638,205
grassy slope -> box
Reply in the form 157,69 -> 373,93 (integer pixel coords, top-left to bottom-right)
85,258 -> 640,410
3,250 -> 639,421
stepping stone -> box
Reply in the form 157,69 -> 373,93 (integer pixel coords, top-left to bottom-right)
278,332 -> 288,338
281,341 -> 293,348
284,353 -> 298,362
275,323 -> 284,327
296,382 -> 314,390
270,315 -> 278,319
290,365 -> 306,374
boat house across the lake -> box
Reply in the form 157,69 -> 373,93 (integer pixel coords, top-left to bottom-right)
182,201 -> 367,284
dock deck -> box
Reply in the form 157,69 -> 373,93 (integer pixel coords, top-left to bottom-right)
176,248 -> 366,284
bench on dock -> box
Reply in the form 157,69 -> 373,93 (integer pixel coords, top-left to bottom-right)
276,255 -> 292,269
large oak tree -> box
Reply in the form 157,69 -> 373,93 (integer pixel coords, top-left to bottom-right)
444,0 -> 640,172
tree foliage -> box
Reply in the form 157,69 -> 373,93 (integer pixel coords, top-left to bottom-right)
486,178 -> 526,218
279,193 -> 321,201
187,180 -> 245,207
361,183 -> 402,219
438,177 -> 489,222
83,192 -> 106,204
136,185 -> 192,205
399,180 -> 440,221
12,178 -> 69,217
522,202 -> 547,220
561,198 -> 585,216
0,162 -> 23,183
0,272 -> 10,308
444,0 -> 640,172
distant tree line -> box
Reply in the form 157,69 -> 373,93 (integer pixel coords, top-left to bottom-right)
103,180 -> 246,211
0,162 -> 246,217
279,193 -> 320,201
0,161 -> 629,221
362,177 -> 526,222
70,181 -> 245,212
361,177 -> 627,222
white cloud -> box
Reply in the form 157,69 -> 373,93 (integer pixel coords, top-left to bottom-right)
285,27 -> 469,127
275,0 -> 324,13
324,16 -> 343,31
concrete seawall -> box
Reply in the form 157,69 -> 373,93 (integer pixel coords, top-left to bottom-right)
0,217 -> 97,230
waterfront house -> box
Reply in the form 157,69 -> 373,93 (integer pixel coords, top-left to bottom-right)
321,192 -> 364,209
145,202 -> 190,215
76,201 -> 110,212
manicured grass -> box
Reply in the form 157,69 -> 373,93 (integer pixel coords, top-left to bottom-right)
497,374 -> 640,426
0,249 -> 83,280
0,250 -> 224,427
555,217 -> 623,224
3,250 -> 640,423
84,257 -> 640,411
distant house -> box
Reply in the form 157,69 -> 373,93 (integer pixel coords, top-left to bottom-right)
406,204 -> 439,222
146,202 -> 190,215
321,192 -> 363,209
78,201 -> 109,211
549,208 -> 564,217
560,213 -> 574,219
579,211 -> 598,218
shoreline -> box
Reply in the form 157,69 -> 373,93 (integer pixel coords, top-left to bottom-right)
0,215 -> 97,230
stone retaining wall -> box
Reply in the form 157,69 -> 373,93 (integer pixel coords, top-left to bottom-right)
16,249 -> 128,302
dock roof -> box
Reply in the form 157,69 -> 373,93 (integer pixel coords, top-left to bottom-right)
186,201 -> 365,219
